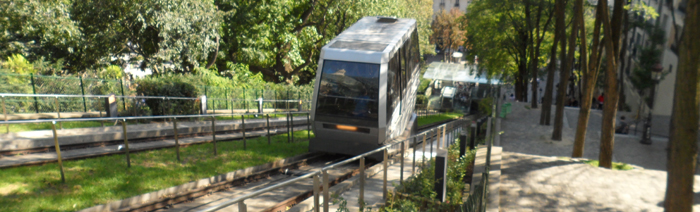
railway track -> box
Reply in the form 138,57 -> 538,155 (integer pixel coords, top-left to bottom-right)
129,116 -> 479,212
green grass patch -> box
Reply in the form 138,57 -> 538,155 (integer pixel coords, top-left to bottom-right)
0,131 -> 313,211
416,112 -> 463,127
582,159 -> 634,170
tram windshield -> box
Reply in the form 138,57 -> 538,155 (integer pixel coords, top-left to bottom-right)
317,60 -> 379,121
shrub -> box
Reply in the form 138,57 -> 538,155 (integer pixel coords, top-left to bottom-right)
136,76 -> 199,115
477,97 -> 494,115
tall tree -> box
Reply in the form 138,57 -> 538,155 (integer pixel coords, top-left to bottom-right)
598,0 -> 625,168
431,8 -> 466,63
552,0 -> 579,141
540,0 -> 565,125
664,0 -> 698,210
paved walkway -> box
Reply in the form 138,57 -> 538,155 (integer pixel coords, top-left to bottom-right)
499,101 -> 700,211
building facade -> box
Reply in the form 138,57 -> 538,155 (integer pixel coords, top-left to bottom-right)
620,0 -> 687,137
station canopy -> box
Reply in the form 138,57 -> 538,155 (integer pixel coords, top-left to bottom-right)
423,62 -> 500,84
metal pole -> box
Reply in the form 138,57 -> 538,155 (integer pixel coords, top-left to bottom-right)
400,141 -> 405,183
173,118 -> 181,162
242,115 -> 247,150
422,134 -> 427,167
436,127 -> 441,150
412,137 -> 416,174
30,73 -> 39,113
244,88 -> 247,112
120,78 -> 126,111
50,122 -> 66,183
55,97 -> 62,129
313,174 -> 320,212
291,113 -> 295,143
359,156 -> 365,209
238,201 -> 247,212
212,116 -> 217,156
383,148 -> 388,200
2,96 -> 8,133
80,76 -> 87,112
121,119 -> 131,167
266,114 -> 271,145
287,112 -> 291,143
322,170 -> 329,212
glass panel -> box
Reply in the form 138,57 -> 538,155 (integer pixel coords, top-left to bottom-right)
317,60 -> 380,121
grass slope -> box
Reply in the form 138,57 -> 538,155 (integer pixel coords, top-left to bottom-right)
416,112 -> 463,127
0,131 -> 312,211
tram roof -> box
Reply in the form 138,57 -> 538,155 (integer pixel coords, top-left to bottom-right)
326,16 -> 416,53
423,62 -> 500,84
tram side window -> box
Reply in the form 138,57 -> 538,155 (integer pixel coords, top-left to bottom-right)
387,53 -> 400,123
410,29 -> 420,75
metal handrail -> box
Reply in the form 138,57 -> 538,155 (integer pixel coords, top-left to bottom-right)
198,118 -> 469,212
0,111 -> 311,125
0,93 -> 310,102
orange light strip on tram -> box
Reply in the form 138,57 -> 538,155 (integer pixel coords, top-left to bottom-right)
336,125 -> 358,131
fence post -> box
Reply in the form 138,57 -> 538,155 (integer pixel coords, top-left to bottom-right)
422,134 -> 427,167
322,170 -> 330,212
51,121 -> 65,183
412,136 -> 417,174
241,115 -> 247,150
287,112 -> 291,143
2,96 -> 8,133
359,156 -> 366,209
400,141 -> 405,183
435,150 -> 448,202
212,116 -> 217,156
383,148 -> 388,200
173,118 -> 181,162
79,76 -> 87,112
121,119 -> 131,167
266,114 -> 271,145
119,78 -> 126,111
313,174 -> 320,212
436,127 -> 441,150
238,201 -> 247,212
54,97 -> 62,129
30,73 -> 39,113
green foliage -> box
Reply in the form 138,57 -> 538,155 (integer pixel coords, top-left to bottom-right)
582,159 -> 634,170
2,54 -> 36,75
384,142 -> 477,211
478,97 -> 494,115
136,76 -> 200,115
100,65 -> 124,80
417,112 -> 463,126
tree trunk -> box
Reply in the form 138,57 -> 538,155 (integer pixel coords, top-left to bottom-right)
551,0 -> 575,141
664,0 -> 699,210
617,12 -> 629,111
541,0 -> 564,125
598,0 -> 625,169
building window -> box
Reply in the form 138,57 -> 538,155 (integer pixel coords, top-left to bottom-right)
455,0 -> 460,7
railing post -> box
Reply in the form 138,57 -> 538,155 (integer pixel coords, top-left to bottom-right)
422,134 -> 427,167
79,76 -> 87,112
436,126 -> 441,150
266,114 -> 271,145
2,96 -> 8,133
212,116 -> 217,156
307,113 -> 311,140
412,136 -> 417,174
30,73 -> 39,113
323,170 -> 330,212
359,156 -> 365,210
313,174 -> 320,212
400,141 -> 405,183
442,125 -> 447,148
383,148 -> 388,200
470,123 -> 476,150
121,119 -> 131,167
54,97 -> 62,129
120,78 -> 126,111
238,201 -> 247,212
173,118 -> 181,162
241,115 -> 247,150
51,121 -> 65,183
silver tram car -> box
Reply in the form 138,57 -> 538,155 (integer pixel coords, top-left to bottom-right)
309,16 -> 421,157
